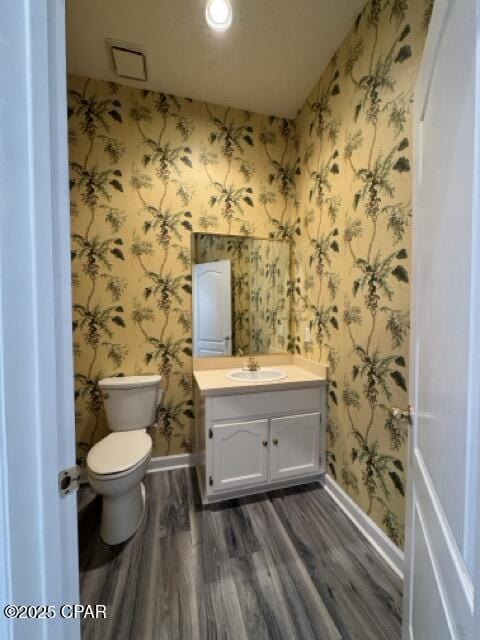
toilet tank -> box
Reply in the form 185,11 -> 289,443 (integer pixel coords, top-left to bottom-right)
98,375 -> 163,431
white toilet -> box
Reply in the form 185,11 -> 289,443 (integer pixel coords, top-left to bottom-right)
86,375 -> 162,545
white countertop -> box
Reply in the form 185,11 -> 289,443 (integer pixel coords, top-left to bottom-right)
193,357 -> 328,397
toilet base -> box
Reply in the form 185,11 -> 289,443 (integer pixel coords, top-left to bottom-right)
100,481 -> 146,545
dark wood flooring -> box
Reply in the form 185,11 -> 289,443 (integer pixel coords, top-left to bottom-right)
78,468 -> 402,640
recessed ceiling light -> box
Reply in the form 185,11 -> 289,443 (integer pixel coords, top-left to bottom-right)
205,0 -> 233,32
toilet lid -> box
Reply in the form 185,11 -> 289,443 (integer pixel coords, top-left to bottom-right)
87,431 -> 152,475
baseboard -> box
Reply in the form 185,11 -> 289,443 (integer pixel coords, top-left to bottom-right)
322,475 -> 404,580
147,452 -> 198,473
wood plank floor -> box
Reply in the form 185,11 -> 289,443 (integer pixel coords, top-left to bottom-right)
78,468 -> 402,640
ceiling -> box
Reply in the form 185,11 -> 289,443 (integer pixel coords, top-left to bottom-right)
67,0 -> 365,119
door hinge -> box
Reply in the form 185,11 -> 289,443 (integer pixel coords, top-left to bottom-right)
58,465 -> 81,497
209,475 -> 213,486
208,428 -> 213,439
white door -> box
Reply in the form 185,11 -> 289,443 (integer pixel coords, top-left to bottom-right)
403,0 -> 480,638
211,420 -> 268,492
193,260 -> 232,357
270,413 -> 320,481
0,1 -> 80,639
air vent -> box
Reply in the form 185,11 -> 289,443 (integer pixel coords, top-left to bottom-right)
109,41 -> 147,81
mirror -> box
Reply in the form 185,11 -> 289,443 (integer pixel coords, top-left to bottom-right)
192,233 -> 292,357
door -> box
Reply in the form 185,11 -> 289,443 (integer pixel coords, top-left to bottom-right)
193,260 -> 232,356
403,0 -> 480,638
211,419 -> 268,492
0,0 -> 80,638
270,413 -> 320,481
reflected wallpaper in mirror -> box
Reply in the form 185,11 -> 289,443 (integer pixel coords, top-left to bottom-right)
193,233 -> 292,357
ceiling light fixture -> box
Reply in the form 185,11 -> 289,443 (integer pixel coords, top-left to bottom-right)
205,0 -> 233,32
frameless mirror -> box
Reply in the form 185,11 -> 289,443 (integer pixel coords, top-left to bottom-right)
192,233 -> 292,357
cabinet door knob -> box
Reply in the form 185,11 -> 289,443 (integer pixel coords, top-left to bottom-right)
262,440 -> 268,447
273,438 -> 279,445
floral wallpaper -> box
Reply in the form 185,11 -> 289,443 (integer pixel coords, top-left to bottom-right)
68,75 -> 297,463
249,238 -> 291,354
194,234 -> 291,355
292,0 -> 431,546
69,0 -> 431,547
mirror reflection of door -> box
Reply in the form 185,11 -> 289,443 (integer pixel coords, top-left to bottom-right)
192,233 -> 292,357
193,260 -> 232,357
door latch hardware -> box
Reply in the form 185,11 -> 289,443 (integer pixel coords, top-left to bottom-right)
208,428 -> 213,439
390,405 -> 413,425
209,475 -> 213,486
58,465 -> 81,497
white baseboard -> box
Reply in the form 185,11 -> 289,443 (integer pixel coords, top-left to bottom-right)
147,452 -> 198,473
322,475 -> 404,580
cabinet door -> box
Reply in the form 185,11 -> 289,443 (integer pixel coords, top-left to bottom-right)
211,419 -> 268,492
270,413 -> 320,481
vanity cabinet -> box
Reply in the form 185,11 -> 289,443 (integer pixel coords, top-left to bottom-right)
194,382 -> 327,503
211,419 -> 269,492
269,413 -> 320,481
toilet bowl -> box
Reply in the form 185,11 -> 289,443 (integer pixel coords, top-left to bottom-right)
86,375 -> 162,545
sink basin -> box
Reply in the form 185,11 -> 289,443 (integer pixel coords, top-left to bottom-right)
226,368 -> 288,383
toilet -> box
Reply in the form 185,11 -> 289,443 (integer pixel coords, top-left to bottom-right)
86,375 -> 162,545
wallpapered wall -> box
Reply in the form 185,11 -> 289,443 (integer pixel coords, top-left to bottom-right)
69,0 -> 432,545
68,76 -> 297,463
292,0 -> 431,546
194,234 -> 291,355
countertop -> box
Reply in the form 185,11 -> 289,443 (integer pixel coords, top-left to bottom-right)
193,358 -> 328,397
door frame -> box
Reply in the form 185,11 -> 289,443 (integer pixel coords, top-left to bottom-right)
472,4 -> 480,634
0,1 -> 80,638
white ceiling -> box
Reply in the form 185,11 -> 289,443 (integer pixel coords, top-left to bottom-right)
67,0 -> 365,118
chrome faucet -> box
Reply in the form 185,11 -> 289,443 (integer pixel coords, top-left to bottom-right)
244,355 -> 260,372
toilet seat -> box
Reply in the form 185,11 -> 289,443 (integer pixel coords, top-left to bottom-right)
87,431 -> 152,478
87,452 -> 151,481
